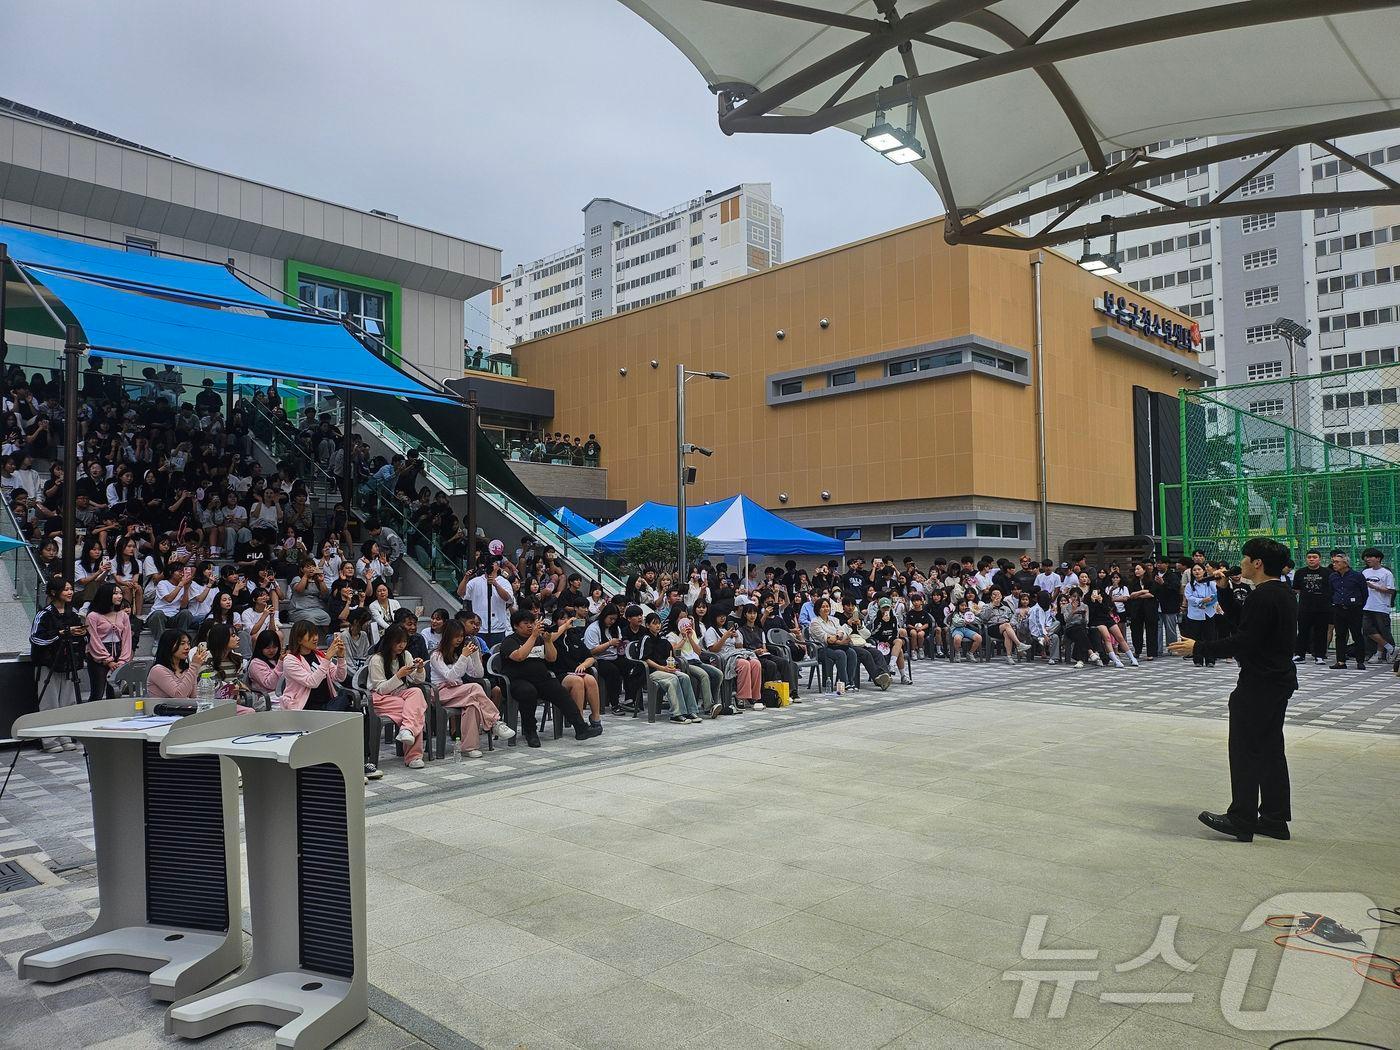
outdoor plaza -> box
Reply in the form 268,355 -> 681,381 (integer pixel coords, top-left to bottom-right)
1,656 -> 1397,1049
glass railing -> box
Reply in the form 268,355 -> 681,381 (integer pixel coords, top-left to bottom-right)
353,410 -> 625,593
1,493 -> 44,614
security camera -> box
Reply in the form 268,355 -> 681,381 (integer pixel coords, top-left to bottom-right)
819,318 -> 830,329
619,367 -> 627,376
820,490 -> 831,501
694,445 -> 714,458
650,360 -> 659,369
776,329 -> 785,340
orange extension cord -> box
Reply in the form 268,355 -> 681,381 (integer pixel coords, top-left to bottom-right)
1264,913 -> 1400,991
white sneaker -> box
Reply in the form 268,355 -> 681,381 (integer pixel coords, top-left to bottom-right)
463,749 -> 483,759
1087,651 -> 1101,665
406,757 -> 425,769
1314,657 -> 1326,666
752,702 -> 765,710
1073,660 -> 1084,669
1126,652 -> 1139,666
395,727 -> 414,744
1109,654 -> 1124,668
491,721 -> 516,741
1016,642 -> 1032,654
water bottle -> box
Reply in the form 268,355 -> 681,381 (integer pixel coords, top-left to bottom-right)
196,671 -> 216,712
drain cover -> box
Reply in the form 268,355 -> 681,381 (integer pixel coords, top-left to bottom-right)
0,859 -> 40,893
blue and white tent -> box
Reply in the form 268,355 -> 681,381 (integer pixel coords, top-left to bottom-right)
582,496 -> 842,559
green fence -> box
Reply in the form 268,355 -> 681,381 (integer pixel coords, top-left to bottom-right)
1164,361 -> 1400,566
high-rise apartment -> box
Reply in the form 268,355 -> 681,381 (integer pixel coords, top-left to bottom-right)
997,134 -> 1400,457
490,183 -> 783,349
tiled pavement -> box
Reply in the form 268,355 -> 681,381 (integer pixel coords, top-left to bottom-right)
1,656 -> 1398,1048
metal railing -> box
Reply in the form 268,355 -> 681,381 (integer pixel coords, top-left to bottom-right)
353,410 -> 625,593
1,492 -> 44,613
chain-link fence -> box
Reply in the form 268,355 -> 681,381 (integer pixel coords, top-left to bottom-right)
1162,361 -> 1400,566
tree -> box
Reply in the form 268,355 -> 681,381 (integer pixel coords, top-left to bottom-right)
620,528 -> 705,573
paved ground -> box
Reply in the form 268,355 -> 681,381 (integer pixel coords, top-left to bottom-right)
1,657 -> 1398,1048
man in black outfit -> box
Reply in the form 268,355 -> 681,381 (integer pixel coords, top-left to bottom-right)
1291,549 -> 1331,665
1169,537 -> 1297,843
498,608 -> 599,747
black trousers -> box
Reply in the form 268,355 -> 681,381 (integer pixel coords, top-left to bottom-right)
310,687 -> 381,766
595,660 -> 624,704
1128,604 -> 1158,657
1294,604 -> 1329,659
511,675 -> 586,735
86,657 -> 111,704
1181,616 -> 1217,665
1333,607 -> 1364,665
1225,683 -> 1293,827
1062,623 -> 1091,663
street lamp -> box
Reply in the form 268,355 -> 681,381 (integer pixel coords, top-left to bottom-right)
676,365 -> 730,579
1275,316 -> 1311,438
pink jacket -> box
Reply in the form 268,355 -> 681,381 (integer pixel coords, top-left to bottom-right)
146,663 -> 197,698
246,656 -> 282,694
278,651 -> 346,711
86,611 -> 133,666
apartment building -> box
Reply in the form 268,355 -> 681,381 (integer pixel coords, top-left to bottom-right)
996,134 -> 1400,458
490,183 -> 783,348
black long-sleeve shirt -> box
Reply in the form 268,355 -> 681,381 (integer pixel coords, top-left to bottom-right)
1194,579 -> 1298,691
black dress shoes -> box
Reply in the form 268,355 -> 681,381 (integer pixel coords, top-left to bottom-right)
1254,819 -> 1291,840
1198,811 -> 1253,842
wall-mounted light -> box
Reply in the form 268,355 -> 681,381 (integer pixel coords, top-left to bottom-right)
776,330 -> 785,340
820,490 -> 831,502
778,492 -> 789,503
819,318 -> 830,329
619,367 -> 628,376
650,359 -> 659,369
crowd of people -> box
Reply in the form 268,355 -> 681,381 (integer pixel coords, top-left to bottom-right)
8,358 -> 1397,782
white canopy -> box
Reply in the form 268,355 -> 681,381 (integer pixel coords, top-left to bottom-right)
620,1 -> 1400,247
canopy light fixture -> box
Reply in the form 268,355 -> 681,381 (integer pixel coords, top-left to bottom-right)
862,80 -> 924,166
1078,216 -> 1121,276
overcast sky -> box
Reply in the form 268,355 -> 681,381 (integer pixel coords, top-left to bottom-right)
0,0 -> 940,347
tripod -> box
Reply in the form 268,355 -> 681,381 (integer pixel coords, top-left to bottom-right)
34,635 -> 86,751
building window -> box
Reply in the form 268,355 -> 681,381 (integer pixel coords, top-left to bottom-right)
297,276 -> 387,336
924,523 -> 967,538
691,234 -> 703,246
888,359 -> 919,377
590,267 -> 602,280
1245,323 -> 1279,344
1322,351 -> 1364,371
1246,360 -> 1284,381
513,297 -> 522,307
590,289 -> 602,300
1241,213 -> 1276,234
974,522 -> 1021,539
1319,306 -> 1399,334
691,281 -> 704,291
590,309 -> 603,320
748,221 -> 770,249
1242,249 -> 1277,271
1244,286 -> 1279,308
124,236 -> 157,255
1247,398 -> 1286,416
778,379 -> 802,396
1248,437 -> 1286,455
590,245 -> 602,258
589,224 -> 603,237
1239,174 -> 1275,197
832,527 -> 861,541
828,369 -> 856,388
691,258 -> 704,269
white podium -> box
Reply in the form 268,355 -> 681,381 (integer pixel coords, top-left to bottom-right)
11,699 -> 243,1001
161,711 -> 367,1050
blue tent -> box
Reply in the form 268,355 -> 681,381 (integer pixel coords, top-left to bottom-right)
698,496 -> 844,557
550,505 -> 597,539
583,496 -> 842,558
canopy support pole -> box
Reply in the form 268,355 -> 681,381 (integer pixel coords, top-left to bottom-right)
676,364 -> 687,582
62,324 -> 82,566
224,371 -> 233,418
1031,253 -> 1049,562
341,389 -> 355,513
0,243 -> 9,368
466,389 -> 479,569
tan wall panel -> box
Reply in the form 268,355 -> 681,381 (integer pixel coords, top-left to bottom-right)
516,219 -> 1201,516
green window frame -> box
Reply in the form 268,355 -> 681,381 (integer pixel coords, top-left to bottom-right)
284,259 -> 402,363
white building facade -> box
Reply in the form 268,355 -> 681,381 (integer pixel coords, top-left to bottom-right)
997,135 -> 1400,457
491,183 -> 783,348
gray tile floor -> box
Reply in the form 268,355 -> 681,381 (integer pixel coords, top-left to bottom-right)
2,657 -> 1398,1048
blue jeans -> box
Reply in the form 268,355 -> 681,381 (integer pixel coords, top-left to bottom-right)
654,670 -> 700,717
820,645 -> 858,687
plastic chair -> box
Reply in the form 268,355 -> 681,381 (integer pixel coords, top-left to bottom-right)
110,658 -> 154,697
802,626 -> 833,692
485,649 -> 520,744
767,628 -> 816,693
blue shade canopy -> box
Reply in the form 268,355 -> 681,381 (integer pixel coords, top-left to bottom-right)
0,222 -> 287,309
0,535 -> 30,555
584,497 -> 841,558
698,496 -> 844,557
26,268 -> 454,403
550,505 -> 598,540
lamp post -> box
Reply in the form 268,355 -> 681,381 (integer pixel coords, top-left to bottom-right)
1275,316 -> 1311,462
62,324 -> 84,568
675,364 -> 729,579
